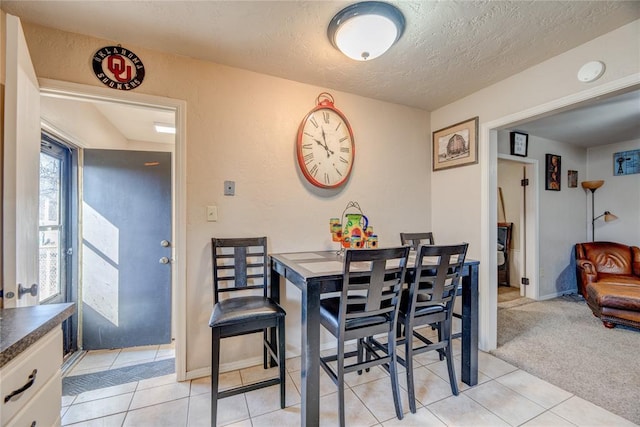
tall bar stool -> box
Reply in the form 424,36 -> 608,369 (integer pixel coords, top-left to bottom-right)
209,237 -> 286,426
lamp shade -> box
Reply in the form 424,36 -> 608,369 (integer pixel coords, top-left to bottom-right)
581,180 -> 604,191
328,2 -> 405,61
603,211 -> 618,222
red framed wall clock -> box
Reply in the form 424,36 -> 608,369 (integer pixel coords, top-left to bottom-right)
296,93 -> 355,188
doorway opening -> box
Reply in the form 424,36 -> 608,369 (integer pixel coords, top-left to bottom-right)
39,79 -> 187,379
39,131 -> 79,357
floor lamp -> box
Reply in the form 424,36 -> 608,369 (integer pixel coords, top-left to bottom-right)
581,180 -> 618,242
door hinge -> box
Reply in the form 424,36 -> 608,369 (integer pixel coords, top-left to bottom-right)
521,277 -> 530,286
521,178 -> 529,186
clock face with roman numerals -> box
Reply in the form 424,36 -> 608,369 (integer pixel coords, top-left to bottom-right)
296,105 -> 355,189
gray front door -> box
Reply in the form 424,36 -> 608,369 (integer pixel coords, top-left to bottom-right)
82,149 -> 172,349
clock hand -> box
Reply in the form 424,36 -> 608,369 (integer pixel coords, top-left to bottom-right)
320,128 -> 334,156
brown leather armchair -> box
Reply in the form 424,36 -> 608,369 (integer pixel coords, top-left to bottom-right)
575,242 -> 640,330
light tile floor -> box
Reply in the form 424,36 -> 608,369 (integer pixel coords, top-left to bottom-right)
61,335 -> 637,427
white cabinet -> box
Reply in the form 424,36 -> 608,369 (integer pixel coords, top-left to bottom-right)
1,328 -> 63,427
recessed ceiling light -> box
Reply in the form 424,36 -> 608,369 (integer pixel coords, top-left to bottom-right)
154,122 -> 176,134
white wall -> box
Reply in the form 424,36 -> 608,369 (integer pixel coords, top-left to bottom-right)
585,139 -> 640,245
431,19 -> 639,348
21,22 -> 431,375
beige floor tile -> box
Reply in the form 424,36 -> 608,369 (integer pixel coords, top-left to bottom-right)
399,365 -> 457,406
218,370 -> 243,391
137,372 -> 178,390
344,365 -> 389,387
239,363 -> 280,384
464,380 -> 546,425
61,395 -> 76,406
156,342 -> 175,360
71,349 -> 120,372
496,369 -> 573,409
319,389 -> 379,427
476,351 -> 518,378
112,345 -> 158,367
74,381 -> 138,404
224,420 -> 253,427
351,376 -> 411,423
250,405 -> 302,427
187,393 -> 211,427
129,381 -> 191,410
550,396 -> 637,427
64,412 -> 127,427
290,365 -> 341,397
61,393 -> 133,425
244,373 -> 300,417
286,355 -> 301,373
521,410 -> 578,426
123,396 -> 189,427
191,375 -> 211,396
381,407 -> 447,426
214,394 -> 251,426
426,358 -> 491,392
427,393 -> 510,426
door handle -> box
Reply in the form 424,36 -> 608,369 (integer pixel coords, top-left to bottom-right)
160,240 -> 171,247
18,284 -> 38,299
159,257 -> 171,264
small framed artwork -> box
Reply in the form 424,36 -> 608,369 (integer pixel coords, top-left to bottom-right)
510,131 -> 528,157
613,149 -> 640,175
545,154 -> 561,191
433,117 -> 479,171
568,170 -> 578,188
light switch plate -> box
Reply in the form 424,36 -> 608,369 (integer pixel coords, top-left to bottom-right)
207,205 -> 218,222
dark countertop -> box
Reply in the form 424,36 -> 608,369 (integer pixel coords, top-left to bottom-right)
0,303 -> 75,369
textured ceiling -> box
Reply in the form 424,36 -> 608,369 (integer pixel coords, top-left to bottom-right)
4,1 -> 640,147
3,0 -> 639,111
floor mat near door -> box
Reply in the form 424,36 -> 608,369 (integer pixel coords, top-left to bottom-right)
62,358 -> 175,396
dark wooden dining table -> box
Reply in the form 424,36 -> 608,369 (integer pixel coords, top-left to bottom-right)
269,250 -> 479,427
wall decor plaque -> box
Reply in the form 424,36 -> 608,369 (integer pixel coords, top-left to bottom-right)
92,45 -> 145,90
613,149 -> 640,176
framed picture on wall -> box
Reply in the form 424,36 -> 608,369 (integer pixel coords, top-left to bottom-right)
545,154 -> 561,191
568,170 -> 578,188
510,131 -> 528,157
432,117 -> 478,171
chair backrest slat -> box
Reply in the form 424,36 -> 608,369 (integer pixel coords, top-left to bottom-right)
211,237 -> 268,304
409,243 -> 468,315
340,247 -> 410,336
400,232 -> 435,250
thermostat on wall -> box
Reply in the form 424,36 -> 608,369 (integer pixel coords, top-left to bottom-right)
577,61 -> 605,83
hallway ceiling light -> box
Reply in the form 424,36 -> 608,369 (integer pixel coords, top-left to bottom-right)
328,1 -> 405,61
154,122 -> 175,134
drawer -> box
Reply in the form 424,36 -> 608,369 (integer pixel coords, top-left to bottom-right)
1,328 -> 62,425
6,371 -> 62,427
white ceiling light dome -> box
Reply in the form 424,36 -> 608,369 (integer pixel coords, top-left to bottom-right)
328,2 -> 405,61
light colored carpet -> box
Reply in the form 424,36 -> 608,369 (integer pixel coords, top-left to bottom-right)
492,295 -> 640,425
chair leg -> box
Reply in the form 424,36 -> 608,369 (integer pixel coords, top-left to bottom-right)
211,327 -> 221,427
388,330 -> 404,420
405,325 -> 417,414
337,341 -> 346,427
442,322 -> 459,396
278,317 -> 286,409
263,328 -> 269,369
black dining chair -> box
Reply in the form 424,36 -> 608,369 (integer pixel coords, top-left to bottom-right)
400,232 -> 435,250
319,246 -> 410,426
209,237 -> 286,427
396,243 -> 468,413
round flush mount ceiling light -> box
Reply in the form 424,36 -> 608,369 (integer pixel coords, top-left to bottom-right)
577,60 -> 606,83
328,1 -> 405,61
